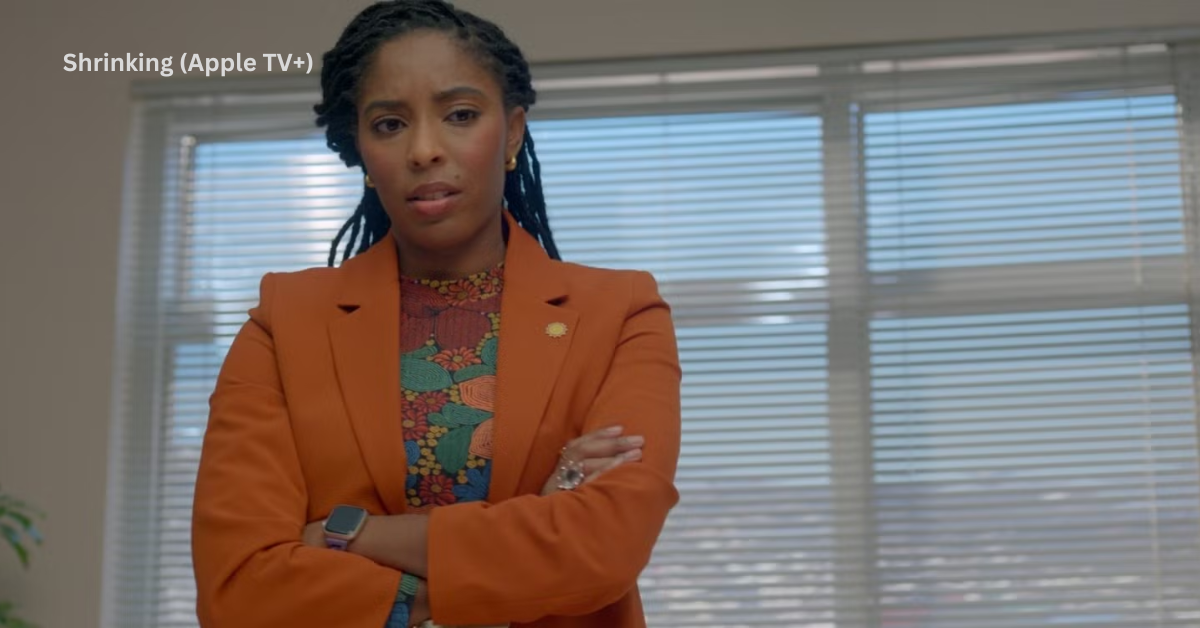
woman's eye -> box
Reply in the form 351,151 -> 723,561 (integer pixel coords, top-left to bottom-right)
373,118 -> 403,133
448,109 -> 479,124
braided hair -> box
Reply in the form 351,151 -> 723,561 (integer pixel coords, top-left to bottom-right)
313,0 -> 560,266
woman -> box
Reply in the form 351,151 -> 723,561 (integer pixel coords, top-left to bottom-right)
189,1 -> 682,627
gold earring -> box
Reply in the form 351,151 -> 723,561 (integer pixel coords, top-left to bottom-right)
364,174 -> 375,188
505,155 -> 517,172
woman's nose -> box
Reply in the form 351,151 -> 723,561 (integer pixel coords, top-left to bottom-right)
407,122 -> 445,169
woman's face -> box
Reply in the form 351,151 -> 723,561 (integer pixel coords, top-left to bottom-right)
355,30 -> 525,258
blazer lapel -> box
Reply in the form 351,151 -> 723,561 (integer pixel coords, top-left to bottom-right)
489,211 -> 578,501
328,240 -> 410,515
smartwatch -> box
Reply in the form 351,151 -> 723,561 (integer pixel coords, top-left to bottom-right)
323,505 -> 368,550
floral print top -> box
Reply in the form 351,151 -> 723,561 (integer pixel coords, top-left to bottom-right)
399,261 -> 504,513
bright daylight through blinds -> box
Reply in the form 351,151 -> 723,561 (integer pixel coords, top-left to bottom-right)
104,36 -> 1200,628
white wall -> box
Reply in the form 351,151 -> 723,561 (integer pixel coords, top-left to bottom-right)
0,1 -> 1196,625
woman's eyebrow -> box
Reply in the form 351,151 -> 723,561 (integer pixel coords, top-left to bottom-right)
362,99 -> 404,116
433,86 -> 487,102
362,86 -> 487,116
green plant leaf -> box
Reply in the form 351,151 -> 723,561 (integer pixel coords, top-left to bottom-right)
4,511 -> 36,534
452,363 -> 495,383
427,412 -> 454,428
434,428 -> 473,475
0,516 -> 40,547
0,524 -> 29,569
0,491 -> 45,520
0,599 -> 38,628
400,357 -> 453,392
439,402 -> 491,427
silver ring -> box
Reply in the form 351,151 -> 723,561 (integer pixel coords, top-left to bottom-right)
556,447 -> 586,491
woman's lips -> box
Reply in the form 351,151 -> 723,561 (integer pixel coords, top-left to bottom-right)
407,191 -> 461,218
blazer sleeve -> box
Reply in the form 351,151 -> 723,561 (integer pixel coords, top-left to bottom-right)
191,272 -> 402,627
426,270 -> 683,625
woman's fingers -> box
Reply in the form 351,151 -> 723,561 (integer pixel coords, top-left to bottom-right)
584,449 -> 643,483
582,457 -> 616,476
541,426 -> 645,495
564,426 -> 645,475
562,425 -> 623,454
563,429 -> 644,463
580,447 -> 643,476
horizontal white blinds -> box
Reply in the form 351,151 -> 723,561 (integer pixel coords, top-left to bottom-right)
105,36 -> 1200,628
860,46 -> 1200,628
866,95 -> 1184,272
870,306 -> 1200,626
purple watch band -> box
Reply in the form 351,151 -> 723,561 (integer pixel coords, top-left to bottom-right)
325,536 -> 350,551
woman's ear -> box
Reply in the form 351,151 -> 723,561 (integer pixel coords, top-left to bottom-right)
505,106 -> 527,163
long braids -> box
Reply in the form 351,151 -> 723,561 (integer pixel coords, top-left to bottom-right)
313,0 -> 560,266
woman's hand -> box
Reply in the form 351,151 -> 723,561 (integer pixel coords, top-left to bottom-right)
299,520 -> 445,625
302,520 -> 325,548
540,425 -> 644,496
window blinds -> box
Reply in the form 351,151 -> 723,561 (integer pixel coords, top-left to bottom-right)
105,34 -> 1200,628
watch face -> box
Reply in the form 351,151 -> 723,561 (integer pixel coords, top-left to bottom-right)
325,506 -> 366,536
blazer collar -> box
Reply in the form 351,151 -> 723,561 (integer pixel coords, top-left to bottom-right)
328,210 -> 577,512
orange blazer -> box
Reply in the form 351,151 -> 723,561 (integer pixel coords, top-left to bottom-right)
191,209 -> 682,627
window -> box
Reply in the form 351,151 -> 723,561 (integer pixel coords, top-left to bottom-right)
105,34 -> 1200,627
